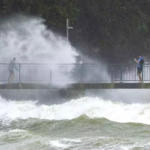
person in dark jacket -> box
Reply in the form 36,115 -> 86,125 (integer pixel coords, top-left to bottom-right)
134,55 -> 144,83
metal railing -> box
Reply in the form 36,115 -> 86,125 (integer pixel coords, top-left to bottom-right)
0,63 -> 149,83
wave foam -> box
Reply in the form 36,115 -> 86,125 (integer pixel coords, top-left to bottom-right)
1,96 -> 150,125
49,138 -> 81,149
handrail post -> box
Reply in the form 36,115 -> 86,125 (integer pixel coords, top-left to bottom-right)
50,68 -> 52,84
19,64 -> 21,83
120,65 -> 122,83
80,64 -> 84,83
142,65 -> 144,82
80,64 -> 82,83
111,65 -> 113,83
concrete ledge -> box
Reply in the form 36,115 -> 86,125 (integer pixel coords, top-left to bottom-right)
0,83 -> 52,89
0,83 -> 150,89
69,83 -> 150,89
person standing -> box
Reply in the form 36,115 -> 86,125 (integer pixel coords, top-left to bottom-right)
134,55 -> 144,83
8,58 -> 19,83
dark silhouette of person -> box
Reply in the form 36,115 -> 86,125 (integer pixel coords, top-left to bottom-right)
8,58 -> 19,83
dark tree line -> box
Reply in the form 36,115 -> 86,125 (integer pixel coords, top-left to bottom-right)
1,0 -> 150,63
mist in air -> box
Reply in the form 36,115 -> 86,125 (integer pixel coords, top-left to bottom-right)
0,15 -> 78,63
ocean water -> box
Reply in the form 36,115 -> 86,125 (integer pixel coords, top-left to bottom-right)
1,96 -> 150,150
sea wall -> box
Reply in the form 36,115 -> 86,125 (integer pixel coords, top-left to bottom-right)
0,89 -> 85,104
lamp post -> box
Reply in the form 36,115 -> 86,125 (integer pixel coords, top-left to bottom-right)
66,19 -> 73,41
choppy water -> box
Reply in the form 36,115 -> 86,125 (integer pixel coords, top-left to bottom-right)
1,97 -> 150,150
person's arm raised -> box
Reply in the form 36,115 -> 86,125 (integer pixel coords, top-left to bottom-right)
134,58 -> 139,63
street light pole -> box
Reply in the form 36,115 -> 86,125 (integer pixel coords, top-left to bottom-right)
66,19 -> 73,41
